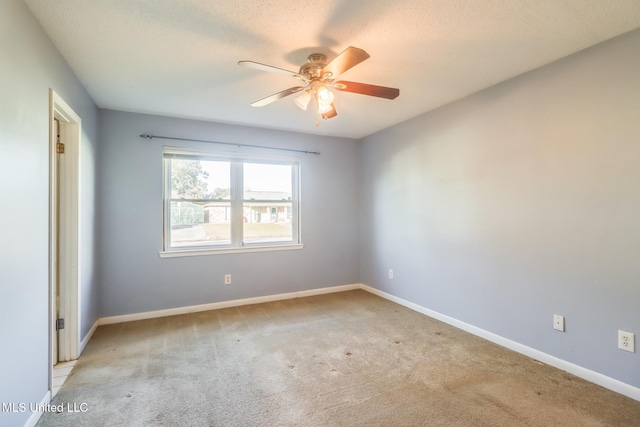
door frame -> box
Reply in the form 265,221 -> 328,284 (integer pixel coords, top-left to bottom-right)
48,89 -> 81,388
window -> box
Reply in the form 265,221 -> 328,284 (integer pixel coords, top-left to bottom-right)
162,148 -> 300,255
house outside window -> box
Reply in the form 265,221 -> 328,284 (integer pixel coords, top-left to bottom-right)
162,148 -> 300,255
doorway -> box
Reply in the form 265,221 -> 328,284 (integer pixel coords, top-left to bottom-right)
49,90 -> 81,394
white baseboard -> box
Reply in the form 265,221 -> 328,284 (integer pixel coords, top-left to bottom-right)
23,390 -> 51,427
80,320 -> 99,355
360,284 -> 640,402
99,283 -> 361,326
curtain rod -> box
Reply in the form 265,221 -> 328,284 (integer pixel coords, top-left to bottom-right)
140,134 -> 321,155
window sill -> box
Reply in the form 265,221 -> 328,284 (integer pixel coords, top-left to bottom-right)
158,244 -> 304,258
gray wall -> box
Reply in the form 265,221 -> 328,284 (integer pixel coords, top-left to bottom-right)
96,110 -> 360,317
0,1 -> 99,426
360,29 -> 640,388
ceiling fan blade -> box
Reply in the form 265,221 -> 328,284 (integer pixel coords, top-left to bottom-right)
251,86 -> 306,107
321,103 -> 337,120
321,46 -> 370,78
238,60 -> 307,81
334,81 -> 399,100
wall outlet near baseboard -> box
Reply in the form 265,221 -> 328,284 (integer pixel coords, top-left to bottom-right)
553,314 -> 565,332
618,330 -> 635,352
388,269 -> 394,279
224,274 -> 232,285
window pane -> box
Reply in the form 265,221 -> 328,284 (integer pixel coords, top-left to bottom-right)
243,163 -> 293,243
243,203 -> 293,243
171,159 -> 230,200
243,163 -> 292,200
168,158 -> 231,248
170,201 -> 231,246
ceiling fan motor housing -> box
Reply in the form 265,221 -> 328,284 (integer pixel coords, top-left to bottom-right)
300,54 -> 331,81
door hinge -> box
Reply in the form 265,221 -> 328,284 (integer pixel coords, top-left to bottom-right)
57,142 -> 65,154
56,318 -> 65,331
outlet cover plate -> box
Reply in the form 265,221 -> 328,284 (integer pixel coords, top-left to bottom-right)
618,330 -> 635,353
224,274 -> 231,285
553,314 -> 565,332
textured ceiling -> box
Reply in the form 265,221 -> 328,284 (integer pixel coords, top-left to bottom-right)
25,0 -> 640,139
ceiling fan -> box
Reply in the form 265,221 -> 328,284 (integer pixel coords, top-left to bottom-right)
238,46 -> 399,120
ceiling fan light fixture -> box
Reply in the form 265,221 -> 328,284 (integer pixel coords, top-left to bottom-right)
316,86 -> 334,105
294,91 -> 311,110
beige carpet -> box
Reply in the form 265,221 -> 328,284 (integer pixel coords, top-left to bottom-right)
38,290 -> 640,426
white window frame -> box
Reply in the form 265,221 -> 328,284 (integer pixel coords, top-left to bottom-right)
160,147 -> 302,257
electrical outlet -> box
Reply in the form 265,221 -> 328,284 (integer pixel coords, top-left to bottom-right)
388,269 -> 394,279
618,330 -> 635,353
553,314 -> 565,332
224,274 -> 232,285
